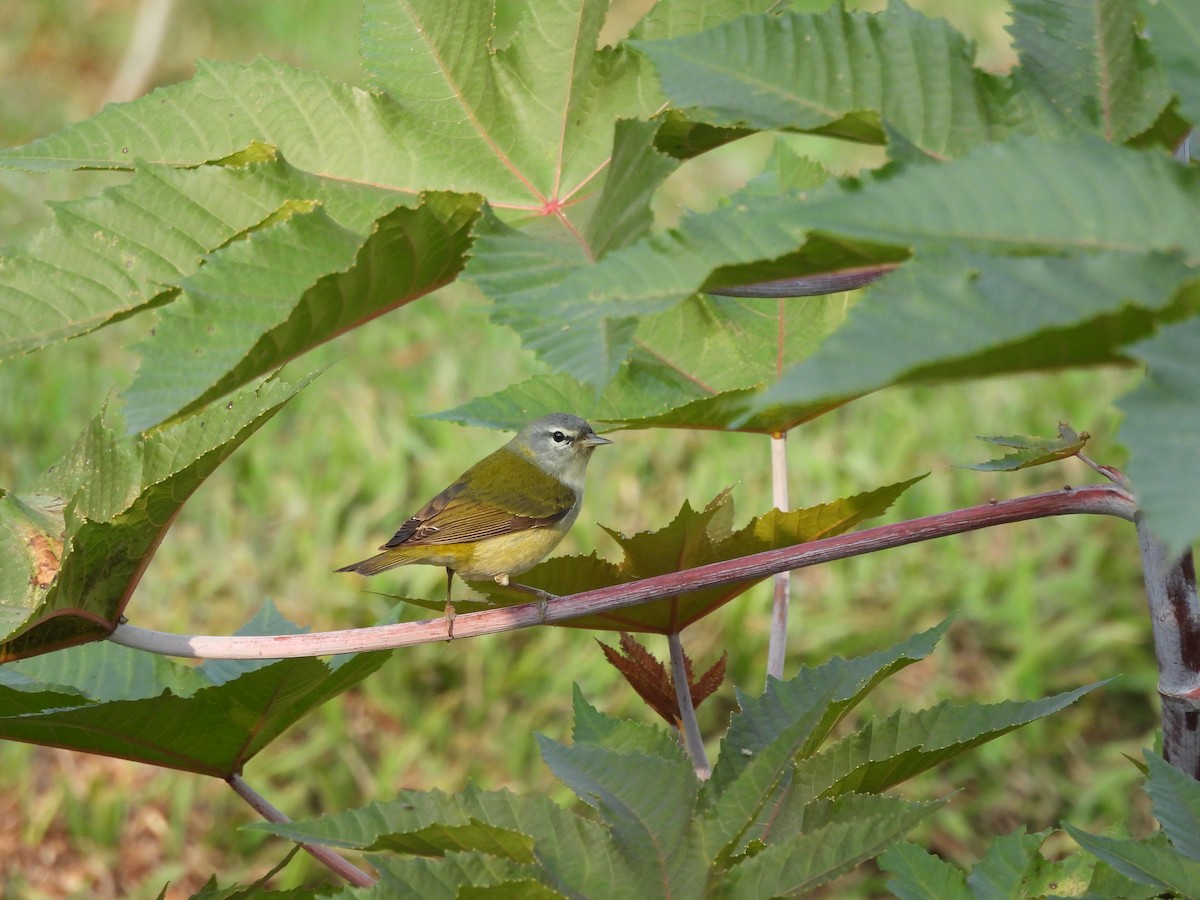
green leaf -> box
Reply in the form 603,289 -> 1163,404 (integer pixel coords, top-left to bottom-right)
360,0 -> 657,209
0,158 -> 400,361
437,290 -> 858,434
702,624 -> 947,859
964,828 -> 1053,899
879,842 -> 972,900
961,423 -> 1090,472
468,478 -> 923,633
537,733 -> 705,898
3,638 -> 206,701
710,621 -> 949,799
0,604 -> 391,775
1118,318 -> 1200,556
1143,751 -> 1200,860
781,683 -> 1102,809
703,678 -> 839,865
467,118 -> 681,387
710,795 -> 945,897
569,684 -> 691,763
517,134 -> 1200,391
1065,824 -> 1200,895
251,784 -> 636,898
0,375 -> 310,660
123,191 -> 479,432
1140,0 -> 1200,126
1010,0 -> 1170,143
751,249 -> 1197,421
631,2 -> 1022,158
365,854 -> 563,900
629,0 -> 788,43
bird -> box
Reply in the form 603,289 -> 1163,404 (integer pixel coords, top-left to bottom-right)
337,413 -> 611,636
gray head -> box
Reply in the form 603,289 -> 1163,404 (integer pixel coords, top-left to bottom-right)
508,413 -> 612,487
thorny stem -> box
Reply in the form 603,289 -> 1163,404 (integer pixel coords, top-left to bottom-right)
766,432 -> 790,684
108,485 -> 1136,659
668,631 -> 711,779
227,773 -> 375,887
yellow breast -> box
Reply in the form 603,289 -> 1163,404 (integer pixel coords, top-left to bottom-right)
453,526 -> 572,580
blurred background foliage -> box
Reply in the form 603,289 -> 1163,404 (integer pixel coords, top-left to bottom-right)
0,0 -> 1157,896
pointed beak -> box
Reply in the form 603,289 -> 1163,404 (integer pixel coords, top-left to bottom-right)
580,432 -> 613,448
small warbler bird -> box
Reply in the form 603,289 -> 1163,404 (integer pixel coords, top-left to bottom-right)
337,413 -> 611,635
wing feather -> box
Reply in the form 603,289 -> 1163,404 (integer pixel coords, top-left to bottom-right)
382,449 -> 577,549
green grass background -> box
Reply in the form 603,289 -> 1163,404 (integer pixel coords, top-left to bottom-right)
0,0 -> 1161,896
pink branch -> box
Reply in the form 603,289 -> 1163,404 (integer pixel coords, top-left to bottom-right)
109,485 -> 1137,660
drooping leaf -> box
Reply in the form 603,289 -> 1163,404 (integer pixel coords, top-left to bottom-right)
0,375 -> 311,660
457,477 -> 923,634
123,191 -> 478,432
750,249 -> 1197,421
961,422 -> 1090,472
0,156 -> 405,360
0,603 -> 391,774
1009,0 -> 1171,143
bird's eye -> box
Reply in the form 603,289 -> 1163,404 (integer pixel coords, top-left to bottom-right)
551,430 -> 568,443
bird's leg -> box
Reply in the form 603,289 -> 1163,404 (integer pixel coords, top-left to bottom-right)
499,578 -> 559,624
444,568 -> 456,640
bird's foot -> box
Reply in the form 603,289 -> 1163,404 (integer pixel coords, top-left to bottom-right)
444,601 -> 456,641
505,581 -> 558,624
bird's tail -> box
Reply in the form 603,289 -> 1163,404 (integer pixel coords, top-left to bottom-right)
335,552 -> 408,577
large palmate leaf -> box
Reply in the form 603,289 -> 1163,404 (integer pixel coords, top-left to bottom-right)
394,477 -> 922,632
0,604 -> 391,774
0,376 -> 310,661
251,628 -> 1086,897
631,1 -> 1027,158
5,0 -> 763,430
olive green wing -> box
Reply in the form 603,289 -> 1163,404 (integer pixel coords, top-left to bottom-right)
382,450 -> 576,548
